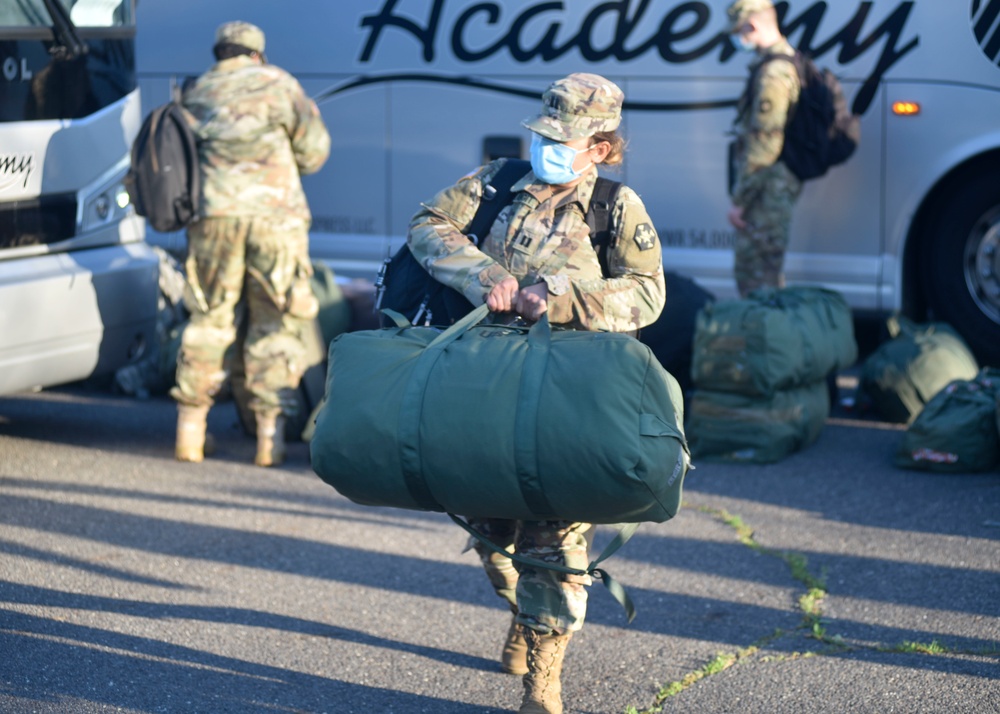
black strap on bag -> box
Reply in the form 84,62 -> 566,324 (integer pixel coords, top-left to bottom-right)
374,159 -> 532,327
375,159 -> 622,326
587,175 -> 622,278
470,158 -> 531,243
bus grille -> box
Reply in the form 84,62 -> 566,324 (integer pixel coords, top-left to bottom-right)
0,194 -> 77,250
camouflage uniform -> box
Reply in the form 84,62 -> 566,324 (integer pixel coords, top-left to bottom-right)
729,0 -> 802,297
408,74 -> 665,635
171,22 -> 330,418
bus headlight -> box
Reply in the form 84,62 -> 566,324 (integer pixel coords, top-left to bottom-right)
79,157 -> 134,233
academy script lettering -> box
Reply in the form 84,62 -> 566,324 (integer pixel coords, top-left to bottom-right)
0,153 -> 34,192
358,0 -> 918,114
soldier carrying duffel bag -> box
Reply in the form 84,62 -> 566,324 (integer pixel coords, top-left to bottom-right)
311,73 -> 683,714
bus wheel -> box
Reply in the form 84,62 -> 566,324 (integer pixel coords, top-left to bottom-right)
922,177 -> 1000,366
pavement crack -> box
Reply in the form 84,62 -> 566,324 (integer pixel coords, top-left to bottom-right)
626,501 -> 995,714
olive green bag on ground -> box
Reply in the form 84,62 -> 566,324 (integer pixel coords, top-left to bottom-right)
310,304 -> 690,525
692,286 -> 856,397
894,369 -> 1000,473
856,316 -> 979,424
686,380 -> 830,464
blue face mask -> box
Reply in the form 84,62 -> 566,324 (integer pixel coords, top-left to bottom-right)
735,34 -> 757,52
529,134 -> 593,185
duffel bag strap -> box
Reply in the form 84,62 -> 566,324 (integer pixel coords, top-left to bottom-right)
381,308 -> 413,328
448,513 -> 640,623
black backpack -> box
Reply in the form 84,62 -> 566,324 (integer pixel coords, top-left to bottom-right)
124,100 -> 200,232
745,51 -> 860,182
375,159 -> 622,326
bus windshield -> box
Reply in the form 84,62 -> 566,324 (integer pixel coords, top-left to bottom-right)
0,0 -> 133,28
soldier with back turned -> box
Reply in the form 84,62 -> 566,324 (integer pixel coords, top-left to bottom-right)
171,21 -> 330,467
727,0 -> 802,297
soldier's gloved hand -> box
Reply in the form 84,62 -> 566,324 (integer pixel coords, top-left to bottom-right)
487,276 -> 520,313
515,283 -> 548,322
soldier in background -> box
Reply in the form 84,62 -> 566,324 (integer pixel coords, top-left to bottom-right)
171,21 -> 330,466
407,73 -> 665,714
727,0 -> 801,297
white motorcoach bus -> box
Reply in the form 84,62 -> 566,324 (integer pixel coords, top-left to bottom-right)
0,0 -> 158,396
137,0 -> 1000,364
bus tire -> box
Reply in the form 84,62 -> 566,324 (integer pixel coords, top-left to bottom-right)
921,174 -> 1000,367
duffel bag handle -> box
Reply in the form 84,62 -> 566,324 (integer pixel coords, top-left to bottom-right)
426,302 -> 554,350
427,303 -> 492,350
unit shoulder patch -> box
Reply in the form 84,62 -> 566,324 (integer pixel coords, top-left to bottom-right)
633,223 -> 656,251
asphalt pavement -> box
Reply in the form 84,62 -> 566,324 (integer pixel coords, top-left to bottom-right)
0,381 -> 998,713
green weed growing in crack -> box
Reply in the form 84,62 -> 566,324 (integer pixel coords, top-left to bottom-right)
897,640 -> 948,654
695,504 -> 829,622
625,503 -> 834,712
630,502 -> 984,714
628,646 -> 758,713
878,639 -> 1000,656
698,505 -> 851,649
760,650 -> 817,663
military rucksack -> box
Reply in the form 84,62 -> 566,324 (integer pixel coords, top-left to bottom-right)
855,316 -> 980,424
124,99 -> 200,233
743,50 -> 861,182
894,368 -> 1000,473
375,158 -> 621,327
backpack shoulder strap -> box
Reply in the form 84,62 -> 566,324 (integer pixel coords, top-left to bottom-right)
587,176 -> 623,278
467,158 -> 531,245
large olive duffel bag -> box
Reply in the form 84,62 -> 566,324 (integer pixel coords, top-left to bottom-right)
686,380 -> 830,464
692,286 -> 857,397
310,304 -> 690,524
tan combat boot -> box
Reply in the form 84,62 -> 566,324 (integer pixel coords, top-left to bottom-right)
520,628 -> 572,714
254,412 -> 286,467
502,617 -> 528,675
175,405 -> 209,462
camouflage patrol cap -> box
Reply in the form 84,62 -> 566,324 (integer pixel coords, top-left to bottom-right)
522,73 -> 624,142
727,0 -> 775,32
215,21 -> 266,54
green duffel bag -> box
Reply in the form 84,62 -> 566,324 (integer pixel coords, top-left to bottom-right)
310,304 -> 690,524
856,316 -> 979,424
894,369 -> 1000,473
310,260 -> 353,345
232,261 -> 351,443
692,286 -> 856,397
686,379 -> 829,464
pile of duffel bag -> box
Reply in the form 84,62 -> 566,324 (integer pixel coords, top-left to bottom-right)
894,368 -> 1000,473
686,286 -> 857,463
854,316 -> 980,424
310,304 -> 690,525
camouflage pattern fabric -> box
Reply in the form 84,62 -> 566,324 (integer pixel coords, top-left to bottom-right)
215,21 -> 265,53
731,37 -> 802,297
407,159 -> 665,332
726,0 -> 776,31
411,152 -> 664,634
171,217 -> 318,417
522,73 -> 623,142
469,518 -> 592,635
733,161 -> 800,296
173,51 -> 329,419
182,55 -> 330,221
